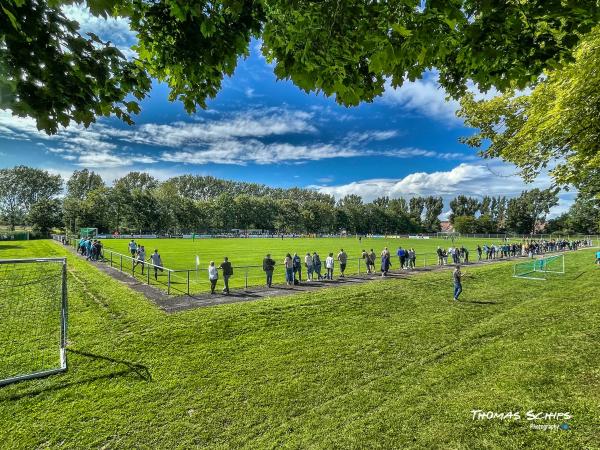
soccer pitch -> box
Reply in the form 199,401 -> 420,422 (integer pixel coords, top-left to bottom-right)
1,240 -> 599,449
101,236 -> 504,294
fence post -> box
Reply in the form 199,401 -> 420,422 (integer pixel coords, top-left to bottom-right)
187,270 -> 190,295
245,267 -> 248,289
120,255 -> 123,272
358,258 -> 361,275
168,271 -> 171,295
147,266 -> 150,285
110,252 -> 113,268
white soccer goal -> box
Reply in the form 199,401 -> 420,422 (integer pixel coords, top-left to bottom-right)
513,254 -> 565,281
0,258 -> 68,387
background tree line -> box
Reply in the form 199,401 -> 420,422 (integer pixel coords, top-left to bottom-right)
2,166 -> 597,237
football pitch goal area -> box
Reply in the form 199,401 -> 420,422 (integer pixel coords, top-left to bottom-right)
0,258 -> 68,387
513,254 -> 565,280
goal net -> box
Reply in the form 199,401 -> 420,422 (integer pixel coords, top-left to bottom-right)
0,258 -> 68,387
513,254 -> 565,280
79,227 -> 98,239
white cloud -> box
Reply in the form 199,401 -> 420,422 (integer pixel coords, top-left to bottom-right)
382,76 -> 460,124
344,130 -> 399,144
312,162 -> 569,217
61,3 -> 137,58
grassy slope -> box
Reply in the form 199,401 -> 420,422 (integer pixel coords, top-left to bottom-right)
0,240 -> 599,449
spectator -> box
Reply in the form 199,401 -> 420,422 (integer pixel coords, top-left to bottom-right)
293,252 -> 302,282
134,245 -> 146,274
208,261 -> 218,294
262,253 -> 276,287
325,253 -> 334,280
397,247 -> 406,269
304,253 -> 314,281
337,249 -> 348,277
128,239 -> 137,257
313,252 -> 322,280
453,265 -> 463,301
219,257 -> 233,294
150,249 -> 163,280
368,249 -> 376,273
284,253 -> 294,285
381,252 -> 391,276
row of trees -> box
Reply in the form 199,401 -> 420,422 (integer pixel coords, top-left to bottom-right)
2,166 -> 597,236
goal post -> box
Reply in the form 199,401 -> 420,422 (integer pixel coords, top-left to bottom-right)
79,227 -> 98,239
513,254 -> 565,280
0,258 -> 68,387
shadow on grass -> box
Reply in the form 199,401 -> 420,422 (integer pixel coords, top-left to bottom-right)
461,300 -> 498,305
1,349 -> 152,401
0,244 -> 24,250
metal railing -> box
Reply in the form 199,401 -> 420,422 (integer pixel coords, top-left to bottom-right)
50,235 -> 596,296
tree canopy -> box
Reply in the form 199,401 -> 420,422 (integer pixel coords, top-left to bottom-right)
458,28 -> 600,192
2,0 -> 599,133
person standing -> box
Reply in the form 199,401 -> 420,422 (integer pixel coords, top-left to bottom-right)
128,239 -> 138,257
284,253 -> 294,285
337,249 -> 348,277
325,253 -> 334,280
368,249 -> 376,273
304,253 -> 314,281
453,265 -> 463,301
397,247 -> 405,269
313,252 -> 322,280
437,246 -> 443,265
208,261 -> 218,294
293,253 -> 302,282
361,249 -> 369,273
477,245 -> 482,261
150,249 -> 163,280
262,253 -> 276,287
408,248 -> 416,269
219,257 -> 233,294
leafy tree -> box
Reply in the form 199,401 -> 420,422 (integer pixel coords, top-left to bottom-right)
505,189 -> 559,234
408,197 -> 424,226
423,196 -> 443,232
458,29 -> 600,191
28,198 -> 63,234
453,215 -> 478,234
4,0 -> 599,132
449,195 -> 480,223
0,166 -> 62,229
66,169 -> 105,200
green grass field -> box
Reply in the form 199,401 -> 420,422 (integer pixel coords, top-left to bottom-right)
99,236 -> 510,294
1,240 -> 599,448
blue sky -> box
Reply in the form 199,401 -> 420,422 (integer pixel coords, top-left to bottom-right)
0,4 -> 573,217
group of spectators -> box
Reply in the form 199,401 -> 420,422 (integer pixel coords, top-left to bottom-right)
77,237 -> 103,261
262,249 -> 350,286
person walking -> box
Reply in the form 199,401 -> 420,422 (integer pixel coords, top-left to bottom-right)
397,247 -> 405,269
208,261 -> 218,294
453,265 -> 463,301
477,245 -> 482,261
284,253 -> 294,285
304,253 -> 314,281
337,249 -> 348,277
134,245 -> 146,274
150,249 -> 163,280
262,253 -> 276,287
313,252 -> 322,280
293,252 -> 302,282
437,246 -> 443,265
219,257 -> 233,294
381,252 -> 391,276
408,248 -> 416,269
325,253 -> 334,280
368,249 -> 376,273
